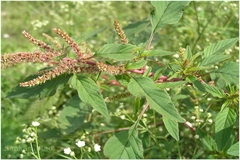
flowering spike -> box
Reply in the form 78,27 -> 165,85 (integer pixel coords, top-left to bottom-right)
114,20 -> 128,44
1,51 -> 55,69
96,62 -> 125,75
53,28 -> 83,58
42,33 -> 62,51
22,31 -> 54,52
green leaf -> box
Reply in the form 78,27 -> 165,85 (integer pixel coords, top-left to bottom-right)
227,142 -> 239,156
70,74 -> 109,119
127,77 -> 185,122
210,62 -> 239,86
140,49 -> 175,57
185,45 -> 192,60
150,1 -> 190,34
196,127 -> 217,151
153,67 -> 166,81
94,43 -> 137,61
125,59 -> 147,70
115,74 -> 131,86
186,75 -> 206,92
156,81 -> 187,89
200,54 -> 230,66
203,84 -> 226,98
103,126 -> 143,159
163,116 -> 179,141
203,37 -> 238,58
143,67 -> 152,77
82,27 -> 107,40
215,107 -> 237,151
58,95 -> 92,135
123,20 -> 150,37
6,74 -> 71,99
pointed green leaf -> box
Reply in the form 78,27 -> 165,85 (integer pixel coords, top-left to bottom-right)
115,74 -> 131,86
186,75 -> 206,92
140,49 -> 175,57
58,96 -> 92,135
215,107 -> 237,151
127,77 -> 185,122
200,54 -> 230,66
156,81 -> 187,89
196,127 -> 217,151
203,37 -> 238,58
227,142 -> 239,156
126,59 -> 147,70
203,84 -> 226,98
163,116 -> 179,141
143,67 -> 152,77
123,20 -> 150,37
185,45 -> 192,60
94,43 -> 137,61
70,74 -> 109,119
150,1 -> 190,34
103,126 -> 143,159
210,62 -> 239,86
82,27 -> 107,40
6,74 -> 71,99
153,67 -> 166,81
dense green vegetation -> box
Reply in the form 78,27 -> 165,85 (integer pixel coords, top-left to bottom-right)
1,1 -> 239,159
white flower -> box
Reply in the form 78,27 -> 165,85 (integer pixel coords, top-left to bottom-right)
194,134 -> 199,139
208,119 -> 213,123
76,140 -> 85,148
120,115 -> 125,120
94,144 -> 101,152
30,132 -> 36,137
26,137 -> 34,143
20,154 -> 24,159
63,147 -> 71,155
32,121 -> 40,127
70,151 -> 75,156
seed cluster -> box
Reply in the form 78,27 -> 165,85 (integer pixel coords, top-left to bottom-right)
2,26 -> 127,87
114,20 -> 128,44
53,28 -> 83,58
96,62 -> 125,75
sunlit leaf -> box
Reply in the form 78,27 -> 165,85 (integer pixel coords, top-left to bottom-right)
200,54 -> 230,66
94,43 -> 137,61
156,81 -> 187,89
58,95 -> 92,135
227,142 -> 239,156
186,75 -> 205,92
104,126 -> 143,159
203,37 -> 238,58
210,62 -> 239,86
126,59 -> 147,70
150,1 -> 190,34
215,107 -> 237,151
203,84 -> 226,98
163,116 -> 179,141
70,74 -> 109,119
196,127 -> 217,151
128,77 -> 185,122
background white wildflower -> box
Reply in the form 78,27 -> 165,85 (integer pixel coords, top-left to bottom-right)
32,121 -> 40,127
76,140 -> 85,148
63,147 -> 71,155
94,144 -> 101,152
